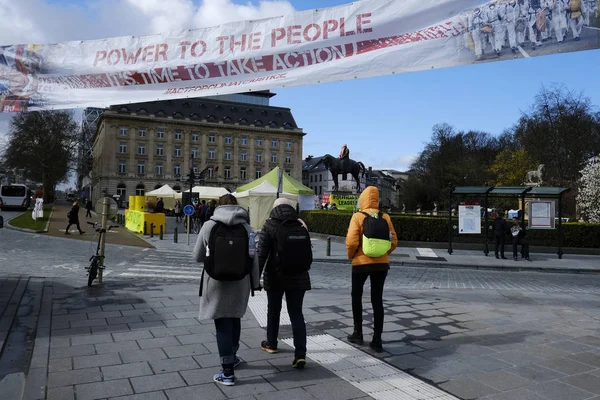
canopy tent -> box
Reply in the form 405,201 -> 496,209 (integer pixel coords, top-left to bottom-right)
233,180 -> 297,230
191,186 -> 230,200
146,184 -> 177,197
235,167 -> 316,212
146,184 -> 177,209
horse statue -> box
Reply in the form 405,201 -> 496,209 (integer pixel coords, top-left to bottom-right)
317,154 -> 367,192
525,164 -> 545,186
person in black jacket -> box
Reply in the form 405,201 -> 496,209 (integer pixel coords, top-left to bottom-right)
65,201 -> 85,235
257,198 -> 311,369
493,212 -> 508,259
85,198 -> 93,218
511,218 -> 531,261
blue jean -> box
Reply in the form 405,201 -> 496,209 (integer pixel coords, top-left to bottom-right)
214,318 -> 241,365
267,289 -> 307,358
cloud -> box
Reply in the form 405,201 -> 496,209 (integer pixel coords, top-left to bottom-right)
0,0 -> 295,44
364,153 -> 418,172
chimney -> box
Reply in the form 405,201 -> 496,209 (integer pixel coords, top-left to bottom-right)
368,167 -> 372,174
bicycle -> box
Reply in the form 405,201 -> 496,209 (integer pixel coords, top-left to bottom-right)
86,221 -> 117,287
183,215 -> 202,234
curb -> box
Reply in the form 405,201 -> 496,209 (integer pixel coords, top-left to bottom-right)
6,206 -> 54,234
311,258 -> 600,274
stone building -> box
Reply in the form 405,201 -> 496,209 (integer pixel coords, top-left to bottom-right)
91,94 -> 305,204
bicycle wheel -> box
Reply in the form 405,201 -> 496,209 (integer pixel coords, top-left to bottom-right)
88,259 -> 98,287
193,219 -> 201,234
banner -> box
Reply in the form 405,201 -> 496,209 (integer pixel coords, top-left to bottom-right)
1,0 -> 598,112
330,193 -> 359,211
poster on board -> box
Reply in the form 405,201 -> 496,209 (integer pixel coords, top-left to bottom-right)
528,200 -> 555,229
459,204 -> 481,234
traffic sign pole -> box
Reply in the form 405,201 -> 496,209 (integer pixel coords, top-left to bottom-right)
187,215 -> 190,245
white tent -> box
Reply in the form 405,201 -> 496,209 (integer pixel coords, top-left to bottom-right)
146,184 -> 177,197
233,180 -> 297,230
191,186 -> 230,200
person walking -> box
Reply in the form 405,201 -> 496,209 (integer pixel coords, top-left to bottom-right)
257,197 -> 312,368
193,194 -> 259,386
345,186 -> 398,352
493,212 -> 508,259
174,200 -> 182,223
85,198 -> 93,218
511,218 -> 532,261
65,201 -> 85,235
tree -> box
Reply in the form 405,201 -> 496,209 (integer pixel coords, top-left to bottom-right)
2,111 -> 79,202
513,85 -> 600,187
489,148 -> 539,186
576,157 -> 600,223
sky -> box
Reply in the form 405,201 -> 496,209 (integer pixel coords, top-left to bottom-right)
1,0 -> 599,180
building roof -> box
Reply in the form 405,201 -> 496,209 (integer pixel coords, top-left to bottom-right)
106,97 -> 299,129
302,156 -> 327,172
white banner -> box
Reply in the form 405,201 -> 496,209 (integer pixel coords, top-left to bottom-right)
1,0 -> 598,112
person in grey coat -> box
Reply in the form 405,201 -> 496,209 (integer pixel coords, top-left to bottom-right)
193,194 -> 260,386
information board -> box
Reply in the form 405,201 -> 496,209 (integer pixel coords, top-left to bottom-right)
528,200 -> 555,229
458,204 -> 481,234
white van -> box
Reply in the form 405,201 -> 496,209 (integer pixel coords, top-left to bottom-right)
0,184 -> 32,210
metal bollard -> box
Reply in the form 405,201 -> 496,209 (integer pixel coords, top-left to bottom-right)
143,221 -> 147,236
159,225 -> 163,240
174,227 -> 178,243
326,236 -> 331,256
150,223 -> 154,238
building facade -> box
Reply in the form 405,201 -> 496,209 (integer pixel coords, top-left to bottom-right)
91,95 -> 304,204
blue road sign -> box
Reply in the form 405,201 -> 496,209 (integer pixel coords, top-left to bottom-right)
183,205 -> 195,216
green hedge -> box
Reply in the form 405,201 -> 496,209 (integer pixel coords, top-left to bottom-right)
300,211 -> 600,248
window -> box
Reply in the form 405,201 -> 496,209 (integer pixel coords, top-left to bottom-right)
175,130 -> 182,140
208,134 -> 215,143
285,170 -> 291,175
240,167 -> 247,180
319,174 -> 322,182
119,142 -> 127,153
256,151 -> 262,162
285,153 -> 292,164
119,127 -> 128,136
138,143 -> 146,155
117,187 -> 126,199
174,164 -> 181,176
191,132 -> 199,142
286,140 -> 292,149
271,152 -> 277,163
240,151 -> 247,161
271,139 -> 277,148
208,167 -> 214,178
208,148 -> 215,159
310,175 -> 313,183
137,162 -> 145,175
225,136 -> 232,144
319,186 -> 323,195
256,137 -> 262,146
224,167 -> 231,179
156,144 -> 164,156
157,128 -> 165,139
174,146 -> 181,157
241,136 -> 247,145
193,166 -> 198,174
192,147 -> 198,158
225,151 -> 231,161
119,160 -> 126,174
138,127 -> 146,137
135,184 -> 145,196
255,168 -> 262,179
155,163 -> 163,176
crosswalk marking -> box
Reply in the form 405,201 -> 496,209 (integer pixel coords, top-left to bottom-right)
281,334 -> 458,400
117,249 -> 200,281
119,272 -> 201,280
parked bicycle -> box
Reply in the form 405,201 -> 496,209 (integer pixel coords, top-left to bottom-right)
86,221 -> 117,287
183,215 -> 201,234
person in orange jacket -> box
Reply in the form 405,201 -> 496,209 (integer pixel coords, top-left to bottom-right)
345,186 -> 398,352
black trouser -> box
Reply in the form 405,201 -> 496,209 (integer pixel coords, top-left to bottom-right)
513,238 -> 529,259
351,270 -> 387,338
266,289 -> 306,358
494,234 -> 505,257
66,221 -> 83,233
86,209 -> 92,218
214,318 -> 241,367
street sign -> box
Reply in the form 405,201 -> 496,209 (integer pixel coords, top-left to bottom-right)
183,205 -> 195,216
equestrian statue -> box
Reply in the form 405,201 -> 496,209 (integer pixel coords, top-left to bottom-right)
317,144 -> 367,192
524,164 -> 545,187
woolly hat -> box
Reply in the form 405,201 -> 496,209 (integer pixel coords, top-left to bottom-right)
273,197 -> 296,209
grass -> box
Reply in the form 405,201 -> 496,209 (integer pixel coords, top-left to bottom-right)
8,204 -> 54,231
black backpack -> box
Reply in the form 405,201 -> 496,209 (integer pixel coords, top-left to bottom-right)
360,211 -> 392,258
200,222 -> 253,296
275,218 -> 313,276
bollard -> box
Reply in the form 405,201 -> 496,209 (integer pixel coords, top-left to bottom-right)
174,227 -> 178,243
159,225 -> 163,240
326,236 -> 331,257
150,223 -> 154,238
143,221 -> 147,236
